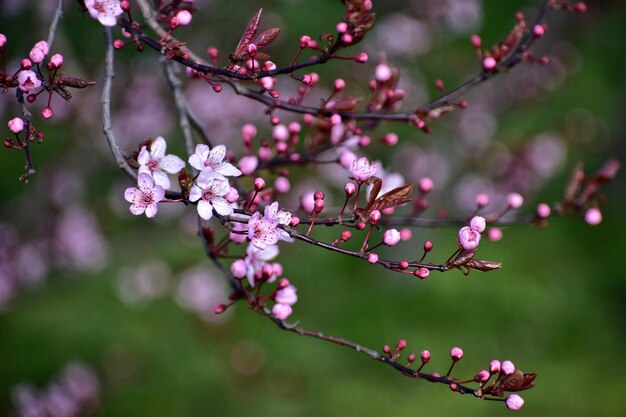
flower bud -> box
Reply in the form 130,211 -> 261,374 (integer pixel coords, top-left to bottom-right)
507,193 -> 524,209
231,259 -> 247,279
421,350 -> 431,363
450,347 -> 464,361
584,208 -> 602,225
470,216 -> 486,233
383,229 -> 401,246
8,117 -> 24,134
505,394 -> 524,411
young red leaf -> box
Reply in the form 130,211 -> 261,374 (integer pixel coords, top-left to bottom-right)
232,8 -> 263,60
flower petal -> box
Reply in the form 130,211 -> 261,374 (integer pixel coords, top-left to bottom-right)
145,203 -> 159,218
208,145 -> 226,166
152,170 -> 171,189
98,14 -> 118,27
152,185 -> 165,203
129,204 -> 146,215
160,154 -> 185,174
137,173 -> 155,191
211,198 -> 234,216
197,200 -> 214,220
188,154 -> 204,171
124,187 -> 143,203
151,137 -> 167,159
137,146 -> 150,165
215,162 -> 242,177
189,185 -> 203,202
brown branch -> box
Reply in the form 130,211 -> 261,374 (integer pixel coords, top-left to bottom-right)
101,26 -> 136,181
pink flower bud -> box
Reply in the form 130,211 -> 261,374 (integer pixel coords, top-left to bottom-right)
533,24 -> 545,38
273,124 -> 289,141
475,370 -> 490,382
416,268 -> 429,279
505,394 -> 524,411
507,192 -> 524,209
471,34 -> 481,48
487,227 -> 503,241
176,10 -> 192,25
375,64 -> 392,82
29,47 -> 46,64
307,39 -> 318,49
21,59 -> 33,69
419,177 -> 434,193
242,123 -> 257,142
363,0 -> 373,10
275,285 -> 298,305
344,182 -> 356,196
421,350 -> 431,363
8,117 -> 24,134
450,347 -> 464,360
470,216 -> 486,233
383,132 -> 398,146
258,146 -> 272,160
483,56 -> 497,70
329,114 -> 341,126
49,53 -> 64,68
476,193 -> 490,208
17,70 -> 41,92
0,34 -> 6,48
41,106 -> 53,119
299,35 -> 311,48
369,210 -> 381,225
341,33 -> 353,44
458,226 -> 481,251
574,2 -> 587,13
238,155 -> 258,175
114,39 -> 125,49
489,360 -> 501,373
290,216 -> 300,227
334,78 -> 346,91
368,253 -> 379,264
246,43 -> 257,56
214,304 -> 226,314
354,52 -> 368,63
400,228 -> 412,241
313,199 -> 325,214
225,187 -> 239,203
584,208 -> 602,225
231,259 -> 247,279
383,229 -> 401,246
501,360 -> 515,375
274,176 -> 290,193
288,122 -> 301,134
536,203 -> 551,218
254,177 -> 265,191
207,46 -> 219,60
34,40 -> 49,55
424,241 -> 433,251
272,303 -> 292,320
336,22 -> 348,33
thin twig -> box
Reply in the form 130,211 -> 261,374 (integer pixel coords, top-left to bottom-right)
46,0 -> 64,50
101,26 -> 136,180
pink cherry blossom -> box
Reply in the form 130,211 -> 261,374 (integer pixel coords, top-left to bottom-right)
17,70 -> 41,92
188,144 -> 242,177
350,157 -> 378,182
188,173 -> 233,220
275,284 -> 298,305
124,173 -> 165,218
247,202 -> 294,249
244,244 -> 279,287
137,136 -> 185,189
458,226 -> 481,251
85,0 -> 124,27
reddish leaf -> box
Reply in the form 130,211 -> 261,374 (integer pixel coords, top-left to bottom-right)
564,162 -> 584,204
367,183 -> 413,212
233,8 -> 263,59
366,176 -> 382,208
464,259 -> 502,272
253,28 -> 281,49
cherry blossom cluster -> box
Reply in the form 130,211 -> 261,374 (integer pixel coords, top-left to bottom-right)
2,0 -> 617,411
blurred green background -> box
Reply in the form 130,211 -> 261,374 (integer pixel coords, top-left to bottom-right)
1,1 -> 625,416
